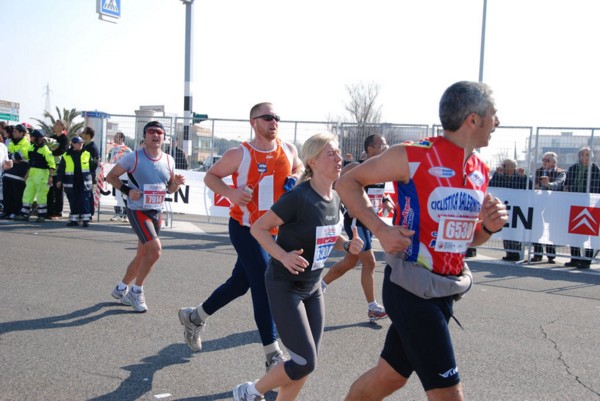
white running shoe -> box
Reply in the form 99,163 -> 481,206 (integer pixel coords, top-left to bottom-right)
110,215 -> 120,222
111,285 -> 129,302
178,307 -> 205,352
232,381 -> 264,401
124,290 -> 148,313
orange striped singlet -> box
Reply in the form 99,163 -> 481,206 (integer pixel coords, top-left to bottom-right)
230,139 -> 294,234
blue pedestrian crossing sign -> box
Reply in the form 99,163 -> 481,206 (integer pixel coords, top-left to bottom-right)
97,0 -> 121,23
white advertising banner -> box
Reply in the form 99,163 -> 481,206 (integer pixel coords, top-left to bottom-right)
98,164 -> 232,219
487,187 -> 600,248
99,164 -> 600,248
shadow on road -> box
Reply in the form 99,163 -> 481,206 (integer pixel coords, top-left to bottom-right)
89,343 -> 193,401
0,302 -> 130,335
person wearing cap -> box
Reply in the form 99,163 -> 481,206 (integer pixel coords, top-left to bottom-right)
7,124 -> 31,161
15,129 -> 56,223
80,126 -> 101,219
106,121 -> 186,313
55,136 -> 92,227
47,119 -> 69,220
1,126 -> 30,219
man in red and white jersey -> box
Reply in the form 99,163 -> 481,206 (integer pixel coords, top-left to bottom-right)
338,81 -> 508,401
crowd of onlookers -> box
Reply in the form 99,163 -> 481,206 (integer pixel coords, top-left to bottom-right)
488,148 -> 600,268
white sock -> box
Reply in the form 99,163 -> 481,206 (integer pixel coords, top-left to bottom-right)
196,303 -> 210,322
132,285 -> 143,293
117,282 -> 128,291
368,301 -> 379,310
264,341 -> 281,357
321,280 -> 328,291
248,381 -> 263,397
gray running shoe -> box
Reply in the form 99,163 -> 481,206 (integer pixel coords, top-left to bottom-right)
124,290 -> 147,312
178,307 -> 205,352
265,351 -> 286,372
111,285 -> 129,302
232,381 -> 264,401
368,304 -> 388,323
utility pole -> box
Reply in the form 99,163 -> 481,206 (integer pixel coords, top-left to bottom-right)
479,0 -> 488,82
180,0 -> 194,156
44,83 -> 52,113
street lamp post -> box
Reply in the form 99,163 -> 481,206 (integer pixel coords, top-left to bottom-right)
180,0 -> 194,156
479,0 -> 488,83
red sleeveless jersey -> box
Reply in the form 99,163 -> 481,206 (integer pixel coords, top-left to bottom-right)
392,136 -> 490,275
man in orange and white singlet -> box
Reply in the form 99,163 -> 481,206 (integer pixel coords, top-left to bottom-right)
178,102 -> 304,371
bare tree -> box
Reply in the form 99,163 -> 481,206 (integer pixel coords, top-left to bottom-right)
337,82 -> 383,161
344,81 -> 382,124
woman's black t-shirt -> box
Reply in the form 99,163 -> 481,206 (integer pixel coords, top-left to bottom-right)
268,180 -> 342,283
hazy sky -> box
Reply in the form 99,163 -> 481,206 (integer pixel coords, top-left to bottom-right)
2,0 -> 599,128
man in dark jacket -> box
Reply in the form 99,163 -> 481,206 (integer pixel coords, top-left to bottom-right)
81,126 -> 100,218
47,119 -> 69,219
489,159 -> 531,261
564,146 -> 600,268
532,152 -> 566,263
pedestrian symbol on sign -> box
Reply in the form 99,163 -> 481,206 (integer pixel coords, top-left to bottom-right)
103,0 -> 119,12
97,0 -> 121,21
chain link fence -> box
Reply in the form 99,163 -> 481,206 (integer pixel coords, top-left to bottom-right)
88,113 -> 600,262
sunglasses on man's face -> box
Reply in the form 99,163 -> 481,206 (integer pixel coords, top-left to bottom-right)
253,114 -> 280,122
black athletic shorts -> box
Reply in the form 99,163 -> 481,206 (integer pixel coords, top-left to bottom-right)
127,209 -> 161,244
381,265 -> 460,391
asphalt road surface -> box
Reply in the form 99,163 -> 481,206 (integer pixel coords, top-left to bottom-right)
1,217 -> 599,401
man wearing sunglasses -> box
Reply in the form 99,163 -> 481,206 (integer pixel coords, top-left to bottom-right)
107,121 -> 186,312
178,102 -> 304,371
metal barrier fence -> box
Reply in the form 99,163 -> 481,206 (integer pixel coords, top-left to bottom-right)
90,113 -> 600,262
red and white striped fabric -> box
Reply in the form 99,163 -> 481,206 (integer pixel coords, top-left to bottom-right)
94,163 -> 105,210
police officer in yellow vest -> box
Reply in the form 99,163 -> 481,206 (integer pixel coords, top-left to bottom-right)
2,125 -> 31,219
56,136 -> 93,227
15,129 -> 56,223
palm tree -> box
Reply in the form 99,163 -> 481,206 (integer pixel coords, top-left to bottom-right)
32,107 -> 84,139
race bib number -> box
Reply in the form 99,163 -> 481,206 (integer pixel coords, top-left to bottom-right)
312,224 -> 342,271
367,187 -> 385,211
435,216 -> 477,253
258,175 -> 274,211
143,183 -> 167,209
